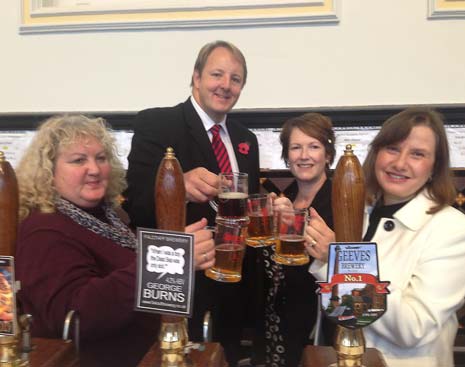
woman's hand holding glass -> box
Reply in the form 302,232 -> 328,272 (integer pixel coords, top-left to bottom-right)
270,193 -> 294,213
304,207 -> 335,263
186,218 -> 216,270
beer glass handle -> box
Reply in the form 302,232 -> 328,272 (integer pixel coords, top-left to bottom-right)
209,200 -> 218,212
205,226 -> 216,232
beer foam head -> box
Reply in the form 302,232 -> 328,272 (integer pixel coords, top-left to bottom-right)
218,192 -> 248,199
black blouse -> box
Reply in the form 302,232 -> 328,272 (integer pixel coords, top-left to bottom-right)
283,178 -> 334,228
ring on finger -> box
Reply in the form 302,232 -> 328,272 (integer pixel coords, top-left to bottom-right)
203,253 -> 208,262
310,238 -> 317,247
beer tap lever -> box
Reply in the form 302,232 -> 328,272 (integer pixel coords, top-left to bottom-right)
19,313 -> 33,353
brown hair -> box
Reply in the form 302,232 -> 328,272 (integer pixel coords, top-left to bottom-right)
280,113 -> 336,175
363,107 -> 456,213
190,40 -> 247,87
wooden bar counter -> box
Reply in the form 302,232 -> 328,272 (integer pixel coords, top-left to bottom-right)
29,338 -> 79,367
302,346 -> 387,367
137,342 -> 228,367
28,339 -> 228,367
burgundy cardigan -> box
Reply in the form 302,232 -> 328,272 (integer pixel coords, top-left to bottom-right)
16,210 -> 160,367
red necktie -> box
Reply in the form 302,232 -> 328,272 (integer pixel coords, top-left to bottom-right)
210,124 -> 232,173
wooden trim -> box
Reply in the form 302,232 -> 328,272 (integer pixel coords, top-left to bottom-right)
1,104 -> 464,130
20,0 -> 339,34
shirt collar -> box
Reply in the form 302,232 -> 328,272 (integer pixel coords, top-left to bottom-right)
364,189 -> 435,232
393,189 -> 435,231
190,95 -> 227,133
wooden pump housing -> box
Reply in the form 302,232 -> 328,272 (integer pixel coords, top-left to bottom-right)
0,151 -> 19,257
154,147 -> 188,357
331,144 -> 366,242
155,147 -> 186,232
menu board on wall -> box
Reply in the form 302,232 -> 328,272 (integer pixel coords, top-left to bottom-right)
0,132 -> 35,167
251,125 -> 465,170
446,126 -> 465,170
0,125 -> 464,169
252,126 -> 380,170
0,130 -> 134,169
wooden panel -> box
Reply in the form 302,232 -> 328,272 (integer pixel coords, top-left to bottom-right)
137,342 -> 228,367
29,338 -> 79,367
302,345 -> 387,367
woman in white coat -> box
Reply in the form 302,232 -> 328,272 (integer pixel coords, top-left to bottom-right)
307,107 -> 465,367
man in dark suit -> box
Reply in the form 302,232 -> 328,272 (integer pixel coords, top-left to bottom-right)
124,40 -> 260,365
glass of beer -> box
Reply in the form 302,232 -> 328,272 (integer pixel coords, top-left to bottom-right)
210,172 -> 248,222
273,208 -> 309,266
205,219 -> 247,283
246,193 -> 274,247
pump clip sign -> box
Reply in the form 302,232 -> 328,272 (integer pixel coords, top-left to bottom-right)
318,242 -> 390,329
135,228 -> 194,317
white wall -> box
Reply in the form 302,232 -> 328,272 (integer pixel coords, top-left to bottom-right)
1,0 -> 464,113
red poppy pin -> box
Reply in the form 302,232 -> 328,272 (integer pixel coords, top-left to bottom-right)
238,142 -> 250,155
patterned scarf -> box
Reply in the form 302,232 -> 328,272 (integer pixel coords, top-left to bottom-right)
55,197 -> 136,249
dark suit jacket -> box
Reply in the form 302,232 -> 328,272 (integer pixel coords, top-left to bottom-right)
123,99 -> 261,350
124,98 -> 260,228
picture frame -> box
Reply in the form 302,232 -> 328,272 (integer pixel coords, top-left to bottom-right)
428,0 -> 465,19
20,0 -> 339,34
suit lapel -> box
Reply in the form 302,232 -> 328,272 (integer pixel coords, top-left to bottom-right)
182,99 -> 219,173
227,120 -> 248,173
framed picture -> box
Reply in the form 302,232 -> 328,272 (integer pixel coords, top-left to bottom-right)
20,0 -> 340,34
428,0 -> 465,19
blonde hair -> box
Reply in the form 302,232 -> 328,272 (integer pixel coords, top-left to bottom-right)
17,114 -> 126,220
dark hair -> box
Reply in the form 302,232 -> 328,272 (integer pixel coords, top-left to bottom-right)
190,40 -> 247,87
280,113 -> 336,175
363,107 -> 456,213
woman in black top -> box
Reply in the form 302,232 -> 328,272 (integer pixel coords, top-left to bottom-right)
265,113 -> 336,367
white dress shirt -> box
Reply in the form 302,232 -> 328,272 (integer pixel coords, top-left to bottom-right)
190,96 -> 239,173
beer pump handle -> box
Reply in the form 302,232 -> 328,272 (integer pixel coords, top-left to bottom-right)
0,152 -> 19,257
154,148 -> 187,328
331,144 -> 366,242
155,147 -> 186,232
331,145 -> 367,366
0,152 -> 31,365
